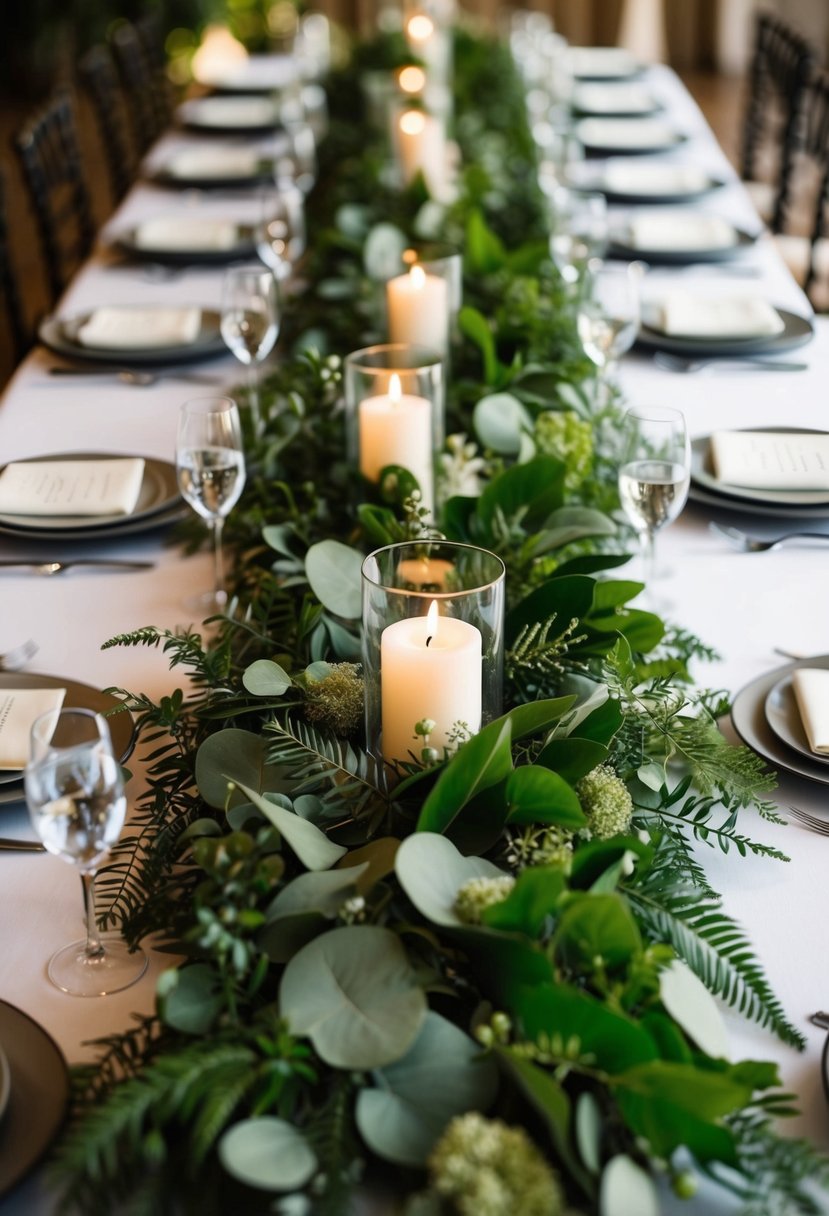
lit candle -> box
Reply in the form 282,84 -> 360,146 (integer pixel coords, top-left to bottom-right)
358,372 -> 434,507
398,65 -> 427,95
386,264 -> 449,356
380,599 -> 482,763
397,108 -> 447,198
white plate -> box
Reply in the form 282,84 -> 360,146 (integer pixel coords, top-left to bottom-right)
691,432 -> 829,508
731,655 -> 829,789
765,675 -> 829,767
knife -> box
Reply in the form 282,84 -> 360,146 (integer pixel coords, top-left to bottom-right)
0,838 -> 46,852
0,559 -> 155,573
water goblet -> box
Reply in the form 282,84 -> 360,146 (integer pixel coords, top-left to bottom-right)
617,405 -> 690,591
220,264 -> 281,437
548,187 -> 608,285
176,396 -> 246,614
256,184 -> 307,286
577,258 -> 641,398
25,707 -> 148,997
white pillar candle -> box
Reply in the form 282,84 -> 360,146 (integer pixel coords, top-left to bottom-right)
358,372 -> 435,507
405,13 -> 451,82
397,109 -> 447,199
386,264 -> 449,356
381,600 -> 482,763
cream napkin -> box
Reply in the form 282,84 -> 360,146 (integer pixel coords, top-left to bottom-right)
134,216 -> 238,252
166,147 -> 260,180
603,161 -> 710,196
567,47 -> 638,79
628,212 -> 737,251
0,458 -> 146,516
185,97 -> 279,128
648,292 -> 784,338
574,83 -> 656,115
577,118 -> 680,150
709,432 -> 829,490
0,687 -> 66,770
77,307 -> 202,349
792,669 -> 829,754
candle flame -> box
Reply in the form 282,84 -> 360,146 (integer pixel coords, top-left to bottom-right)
425,599 -> 439,647
192,25 -> 248,80
410,264 -> 426,290
407,13 -> 435,41
400,109 -> 426,136
402,247 -> 417,265
389,373 -> 402,402
398,65 -> 426,93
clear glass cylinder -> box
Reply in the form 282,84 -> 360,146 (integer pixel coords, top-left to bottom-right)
401,242 -> 462,340
362,541 -> 505,769
344,344 -> 444,513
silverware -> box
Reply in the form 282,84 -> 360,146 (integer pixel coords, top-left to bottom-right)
0,637 -> 39,670
654,353 -> 809,373
709,522 -> 829,553
787,806 -> 829,835
0,838 -> 45,852
0,559 -> 154,575
47,367 -> 223,387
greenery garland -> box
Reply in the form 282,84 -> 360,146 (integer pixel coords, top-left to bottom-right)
53,26 -> 829,1216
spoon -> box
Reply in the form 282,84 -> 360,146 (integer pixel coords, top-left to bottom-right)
47,367 -> 223,387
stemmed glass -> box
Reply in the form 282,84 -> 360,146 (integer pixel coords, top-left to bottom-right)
256,183 -> 307,286
220,265 -> 281,438
24,707 -> 147,997
176,396 -> 246,614
577,259 -> 641,399
548,187 -> 608,286
618,406 -> 690,590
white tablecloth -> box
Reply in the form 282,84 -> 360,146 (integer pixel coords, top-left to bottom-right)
1,64 -> 828,1215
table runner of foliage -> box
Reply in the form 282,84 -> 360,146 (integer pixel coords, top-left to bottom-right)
54,28 -> 829,1216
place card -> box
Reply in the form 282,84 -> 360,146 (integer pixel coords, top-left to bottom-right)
0,458 -> 146,516
648,293 -> 784,339
134,217 -> 238,252
709,432 -> 829,491
792,669 -> 829,754
77,306 -> 202,349
0,687 -> 66,769
627,212 -> 736,252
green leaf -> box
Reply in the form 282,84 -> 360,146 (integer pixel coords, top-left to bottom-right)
466,209 -> 506,274
265,865 -> 369,920
505,765 -> 586,829
363,222 -> 406,280
218,1117 -> 317,1191
258,911 -> 327,963
242,659 -> 292,697
196,729 -> 283,809
395,832 -> 507,926
416,717 -> 514,834
500,1052 -> 592,1197
459,306 -> 499,385
478,456 -> 566,533
305,540 -> 363,619
553,893 -> 643,972
355,1012 -> 498,1166
599,1156 -> 659,1216
158,964 -> 223,1035
572,698 -> 625,746
531,506 -> 616,555
236,781 -> 347,871
482,866 -> 567,937
569,837 -> 652,890
506,576 -> 596,647
279,925 -> 426,1068
515,983 -> 657,1074
536,737 -> 608,785
473,392 -> 532,455
502,696 -> 576,742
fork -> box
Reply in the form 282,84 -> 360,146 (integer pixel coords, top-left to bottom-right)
787,807 -> 829,835
709,522 -> 829,552
0,559 -> 154,575
654,353 -> 809,373
0,637 -> 38,671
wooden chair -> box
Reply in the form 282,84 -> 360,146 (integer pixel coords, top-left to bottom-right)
14,91 -> 95,304
741,13 -> 816,234
799,71 -> 829,309
78,45 -> 136,203
0,164 -> 30,367
111,19 -> 172,154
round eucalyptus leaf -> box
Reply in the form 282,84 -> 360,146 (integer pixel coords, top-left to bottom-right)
236,781 -> 347,871
355,1011 -> 499,1166
305,540 -> 363,619
218,1117 -> 317,1192
473,392 -> 533,455
304,661 -> 333,683
159,963 -> 223,1035
336,203 -> 369,239
242,659 -> 292,697
659,959 -> 729,1059
195,729 -> 282,809
599,1155 -> 659,1216
258,910 -> 328,963
363,222 -> 407,280
575,1092 -> 602,1174
280,926 -> 426,1068
266,864 -> 369,920
395,832 -> 508,927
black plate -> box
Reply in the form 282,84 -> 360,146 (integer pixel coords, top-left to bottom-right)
688,482 -> 829,520
690,430 -> 829,509
176,98 -> 281,136
609,224 -> 756,264
39,309 -> 225,367
578,125 -> 688,158
0,501 -> 187,543
0,1000 -> 69,1198
567,49 -> 643,82
112,224 -> 256,267
147,158 -> 278,191
598,175 -> 727,205
572,90 -> 663,119
636,307 -> 814,358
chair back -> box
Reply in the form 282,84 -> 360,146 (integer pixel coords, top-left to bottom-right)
14,91 -> 95,303
78,45 -> 135,202
803,70 -> 829,301
111,19 -> 171,153
0,164 -> 29,366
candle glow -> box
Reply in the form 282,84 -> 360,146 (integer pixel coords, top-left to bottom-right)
399,65 -> 427,94
407,14 -> 435,42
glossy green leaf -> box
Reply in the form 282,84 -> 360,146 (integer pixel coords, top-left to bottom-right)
498,1052 -> 590,1194
531,506 -> 616,555
305,540 -> 363,619
481,866 -> 567,937
236,781 -> 346,871
478,456 -> 566,533
466,209 -> 506,274
506,575 -> 596,646
502,696 -> 576,742
569,838 -> 652,890
553,893 -> 643,972
158,963 -> 223,1035
396,832 -> 507,926
219,1117 -> 317,1191
416,717 -> 514,833
505,765 -> 586,828
458,306 -> 499,384
242,659 -> 292,697
363,222 -> 406,280
572,697 -> 625,746
515,983 -> 657,1074
536,737 -> 608,784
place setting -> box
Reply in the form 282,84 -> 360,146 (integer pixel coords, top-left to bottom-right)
108,213 -> 258,268
578,157 -> 727,204
38,303 -> 227,367
175,94 -> 282,135
689,429 -> 829,519
636,289 -> 815,359
575,116 -> 688,156
565,46 -> 643,81
608,208 -> 758,264
571,80 -> 662,118
732,653 -> 829,793
146,143 -> 286,190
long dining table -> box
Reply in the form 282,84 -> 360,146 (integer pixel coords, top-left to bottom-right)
1,51 -> 829,1214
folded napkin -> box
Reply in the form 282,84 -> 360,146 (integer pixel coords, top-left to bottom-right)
185,97 -> 279,128
574,83 -> 656,114
628,212 -> 737,251
602,161 -> 710,196
567,47 -> 638,79
0,457 -> 146,516
133,216 -> 238,253
0,687 -> 66,770
198,55 -> 297,92
577,118 -> 680,149
166,147 -> 261,180
792,669 -> 829,754
77,306 -> 202,349
646,292 -> 784,338
709,431 -> 829,491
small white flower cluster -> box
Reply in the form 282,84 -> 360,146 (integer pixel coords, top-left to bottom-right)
576,764 -> 634,840
454,875 -> 515,925
438,433 -> 488,498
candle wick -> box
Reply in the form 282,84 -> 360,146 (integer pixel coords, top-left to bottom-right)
426,635 -> 433,648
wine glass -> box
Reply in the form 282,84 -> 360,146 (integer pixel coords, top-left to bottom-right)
617,406 -> 690,590
24,707 -> 147,997
256,184 -> 307,286
577,259 -> 641,399
176,396 -> 246,614
220,265 -> 281,438
548,187 -> 608,285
